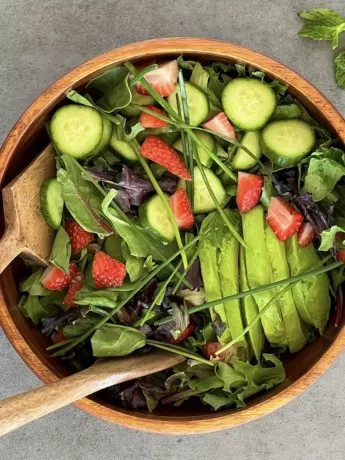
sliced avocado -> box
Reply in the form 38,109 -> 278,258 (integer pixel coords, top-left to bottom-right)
286,234 -> 330,334
242,205 -> 287,347
239,245 -> 265,361
265,225 -> 309,353
218,231 -> 247,358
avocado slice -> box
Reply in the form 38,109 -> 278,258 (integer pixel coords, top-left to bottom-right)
286,234 -> 330,334
265,225 -> 309,353
242,205 -> 287,347
239,245 -> 265,361
218,231 -> 247,358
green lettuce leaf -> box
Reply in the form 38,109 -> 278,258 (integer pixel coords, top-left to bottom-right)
202,390 -> 239,410
319,225 -> 345,251
302,157 -> 345,201
49,226 -> 71,274
91,324 -> 146,357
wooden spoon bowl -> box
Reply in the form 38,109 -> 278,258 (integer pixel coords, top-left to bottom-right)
1,38 -> 345,434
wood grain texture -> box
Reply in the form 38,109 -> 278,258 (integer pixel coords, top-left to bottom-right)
0,351 -> 185,436
0,145 -> 56,273
0,38 -> 345,434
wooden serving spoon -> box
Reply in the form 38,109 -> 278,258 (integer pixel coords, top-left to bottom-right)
0,350 -> 185,436
0,144 -> 56,273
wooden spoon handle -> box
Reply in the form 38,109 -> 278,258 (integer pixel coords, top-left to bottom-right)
0,227 -> 21,274
0,351 -> 185,436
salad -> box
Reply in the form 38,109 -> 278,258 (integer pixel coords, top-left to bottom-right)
18,57 -> 345,412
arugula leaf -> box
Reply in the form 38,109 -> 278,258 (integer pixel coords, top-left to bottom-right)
298,8 -> 345,49
49,226 -> 71,274
58,155 -> 112,236
91,324 -> 146,357
126,256 -> 144,282
319,225 -> 345,251
86,67 -> 132,112
335,51 -> 345,89
75,286 -> 119,308
101,190 -> 171,260
20,269 -> 50,296
302,157 -> 345,202
18,295 -> 59,325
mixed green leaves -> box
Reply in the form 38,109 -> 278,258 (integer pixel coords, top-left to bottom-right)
91,324 -> 146,357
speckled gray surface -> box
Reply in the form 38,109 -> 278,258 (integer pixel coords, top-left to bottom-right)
1,0 -> 345,458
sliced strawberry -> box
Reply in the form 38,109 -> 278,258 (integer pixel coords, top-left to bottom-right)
170,188 -> 194,230
202,112 -> 236,139
267,197 -> 304,241
51,329 -> 67,344
336,249 -> 345,263
134,60 -> 178,97
65,220 -> 94,255
298,222 -> 316,247
139,105 -> 168,128
140,135 -> 192,180
92,251 -> 127,289
40,263 -> 76,291
236,172 -> 264,213
169,323 -> 195,344
64,268 -> 84,308
336,232 -> 345,241
202,342 -> 230,360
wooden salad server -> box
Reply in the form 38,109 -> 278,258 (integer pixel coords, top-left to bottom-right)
0,350 -> 185,436
0,144 -> 56,273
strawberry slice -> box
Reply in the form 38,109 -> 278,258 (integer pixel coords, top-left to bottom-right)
336,249 -> 345,263
64,268 -> 84,308
298,222 -> 316,247
170,188 -> 194,230
140,135 -> 192,180
52,329 -> 67,344
267,197 -> 304,241
139,105 -> 168,128
92,251 -> 127,289
65,220 -> 94,255
202,112 -> 236,139
202,342 -> 230,360
134,60 -> 178,97
169,323 -> 195,344
236,172 -> 264,213
40,263 -> 76,291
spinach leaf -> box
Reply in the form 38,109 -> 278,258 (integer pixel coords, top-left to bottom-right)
86,67 -> 132,112
58,155 -> 112,236
102,190 -> 170,260
20,269 -> 50,296
91,324 -> 146,357
335,51 -> 345,89
18,295 -> 59,325
49,226 -> 71,274
126,256 -> 145,282
298,8 -> 345,49
302,157 -> 345,202
40,290 -> 67,310
63,315 -> 100,337
75,286 -> 119,308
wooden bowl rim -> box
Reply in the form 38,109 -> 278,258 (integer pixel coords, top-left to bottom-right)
1,37 -> 345,434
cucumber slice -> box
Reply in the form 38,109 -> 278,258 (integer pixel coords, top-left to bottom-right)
50,105 -> 103,158
167,82 -> 209,126
89,117 -> 113,158
261,119 -> 316,167
222,78 -> 277,130
232,131 -> 262,170
109,129 -> 138,163
193,166 -> 227,214
40,178 -> 64,230
139,194 -> 175,242
173,131 -> 214,167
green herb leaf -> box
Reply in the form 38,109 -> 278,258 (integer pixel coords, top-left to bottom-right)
20,269 -> 50,296
298,8 -> 345,49
91,324 -> 146,357
335,51 -> 345,89
302,157 -> 345,201
58,155 -> 112,236
74,286 -> 119,308
49,226 -> 71,274
18,295 -> 59,325
86,67 -> 132,112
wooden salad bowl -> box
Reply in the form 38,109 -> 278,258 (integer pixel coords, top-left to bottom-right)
1,38 -> 345,435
